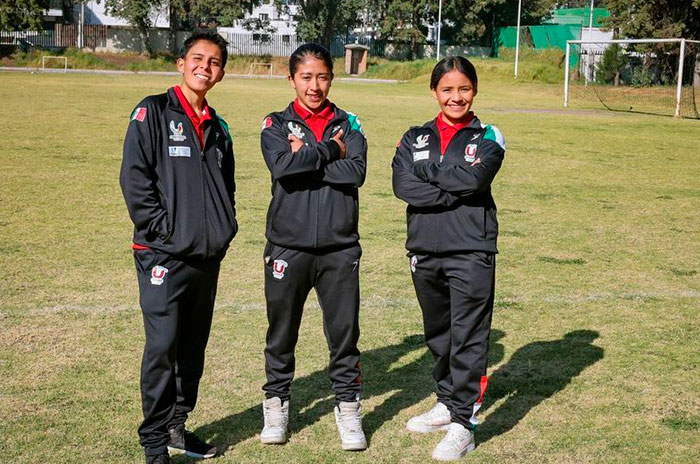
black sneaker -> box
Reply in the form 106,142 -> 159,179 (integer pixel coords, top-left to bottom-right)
168,424 -> 217,459
145,454 -> 171,464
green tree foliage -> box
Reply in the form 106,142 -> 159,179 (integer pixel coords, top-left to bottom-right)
0,0 -> 51,31
440,0 -> 559,46
275,0 -> 364,49
379,0 -> 436,58
596,43 -> 627,85
103,0 -> 257,55
366,0 -> 561,51
170,0 -> 258,28
102,0 -> 163,56
602,1 -> 700,85
602,0 -> 700,40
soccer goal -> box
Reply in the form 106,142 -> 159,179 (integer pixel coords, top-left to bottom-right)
564,38 -> 700,118
41,55 -> 68,73
248,62 -> 273,77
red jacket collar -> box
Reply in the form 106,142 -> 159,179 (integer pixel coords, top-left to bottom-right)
173,85 -> 212,123
293,99 -> 335,121
436,111 -> 474,132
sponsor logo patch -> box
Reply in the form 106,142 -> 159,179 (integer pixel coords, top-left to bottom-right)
352,259 -> 360,272
413,150 -> 430,162
272,259 -> 288,280
262,116 -> 272,131
470,133 -> 480,141
169,120 -> 186,142
410,255 -> 418,273
131,107 -> 147,122
465,143 -> 478,163
150,265 -> 168,285
168,146 -> 191,157
413,134 -> 430,149
287,122 -> 305,139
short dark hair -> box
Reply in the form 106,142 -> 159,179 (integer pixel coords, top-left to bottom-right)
430,56 -> 478,93
181,30 -> 229,67
289,43 -> 334,78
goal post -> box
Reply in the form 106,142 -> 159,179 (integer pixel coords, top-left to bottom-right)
248,62 -> 273,77
564,38 -> 700,118
42,55 -> 68,72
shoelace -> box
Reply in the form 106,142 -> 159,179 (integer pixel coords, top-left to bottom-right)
443,426 -> 469,449
425,404 -> 447,419
338,408 -> 363,432
265,405 -> 288,427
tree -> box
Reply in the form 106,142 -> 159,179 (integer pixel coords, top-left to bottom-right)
602,0 -> 700,40
0,0 -> 51,31
602,1 -> 700,85
168,0 -> 259,53
275,0 -> 364,49
103,0 -> 163,56
440,0 -> 559,47
596,43 -> 627,85
103,0 -> 258,55
380,0 -> 436,59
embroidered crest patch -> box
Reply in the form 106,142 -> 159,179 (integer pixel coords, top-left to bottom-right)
169,120 -> 186,142
272,260 -> 288,280
150,265 -> 168,285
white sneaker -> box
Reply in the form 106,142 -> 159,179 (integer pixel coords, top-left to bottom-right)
407,402 -> 452,433
334,401 -> 368,451
260,397 -> 289,444
431,423 -> 475,461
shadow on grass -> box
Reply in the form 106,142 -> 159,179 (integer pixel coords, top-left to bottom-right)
184,330 -> 505,458
477,329 -> 604,445
179,329 -> 598,459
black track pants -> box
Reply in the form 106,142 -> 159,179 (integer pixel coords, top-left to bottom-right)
409,251 -> 495,430
263,242 -> 362,403
134,248 -> 220,456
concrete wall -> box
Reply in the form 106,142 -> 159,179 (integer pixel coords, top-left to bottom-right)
94,28 -> 186,54
76,1 -> 170,28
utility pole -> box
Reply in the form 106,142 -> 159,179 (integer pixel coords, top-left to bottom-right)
78,1 -> 85,48
585,0 -> 594,84
514,0 -> 522,78
436,0 -> 443,61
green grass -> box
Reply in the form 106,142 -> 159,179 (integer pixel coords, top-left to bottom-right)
0,71 -> 699,463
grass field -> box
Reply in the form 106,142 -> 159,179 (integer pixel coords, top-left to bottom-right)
0,68 -> 699,464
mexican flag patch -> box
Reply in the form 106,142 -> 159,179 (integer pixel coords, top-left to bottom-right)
131,107 -> 147,122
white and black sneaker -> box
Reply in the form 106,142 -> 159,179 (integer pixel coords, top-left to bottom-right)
260,397 -> 289,444
334,401 -> 367,451
167,424 -> 217,459
431,423 -> 475,461
406,401 -> 452,433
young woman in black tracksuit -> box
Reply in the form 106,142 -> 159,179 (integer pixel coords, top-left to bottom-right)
258,44 -> 368,451
392,57 -> 506,462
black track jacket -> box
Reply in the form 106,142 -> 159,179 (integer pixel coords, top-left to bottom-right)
260,102 -> 367,250
120,88 -> 238,260
392,115 -> 505,254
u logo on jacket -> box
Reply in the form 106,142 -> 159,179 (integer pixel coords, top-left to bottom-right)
272,259 -> 288,280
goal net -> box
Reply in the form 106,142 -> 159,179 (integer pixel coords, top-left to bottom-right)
564,38 -> 700,118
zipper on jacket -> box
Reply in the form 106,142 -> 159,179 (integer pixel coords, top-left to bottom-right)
199,147 -> 209,255
288,116 -> 320,247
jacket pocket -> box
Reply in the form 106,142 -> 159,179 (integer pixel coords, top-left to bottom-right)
263,241 -> 285,266
133,248 -> 158,274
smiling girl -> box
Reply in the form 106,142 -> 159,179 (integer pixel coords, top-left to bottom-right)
258,43 -> 368,451
392,56 -> 506,461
